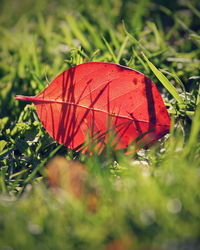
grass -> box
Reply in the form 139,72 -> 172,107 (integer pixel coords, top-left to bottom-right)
0,0 -> 200,249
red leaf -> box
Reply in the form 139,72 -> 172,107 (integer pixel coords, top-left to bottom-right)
15,62 -> 170,151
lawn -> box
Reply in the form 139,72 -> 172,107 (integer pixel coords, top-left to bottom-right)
0,0 -> 200,249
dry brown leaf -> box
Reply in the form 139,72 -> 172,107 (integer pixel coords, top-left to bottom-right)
46,156 -> 99,211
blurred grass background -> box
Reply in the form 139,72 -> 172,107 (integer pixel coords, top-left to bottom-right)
0,0 -> 200,249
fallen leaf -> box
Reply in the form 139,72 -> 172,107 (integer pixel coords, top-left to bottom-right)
15,62 -> 170,151
46,156 -> 99,212
46,156 -> 86,198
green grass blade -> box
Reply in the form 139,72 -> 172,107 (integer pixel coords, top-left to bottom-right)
186,2 -> 200,18
102,36 -> 118,63
184,104 -> 200,157
160,69 -> 186,92
142,52 -> 183,104
66,16 -> 91,51
133,49 -> 149,73
80,16 -> 104,49
122,21 -> 150,56
116,35 -> 129,63
196,84 -> 200,106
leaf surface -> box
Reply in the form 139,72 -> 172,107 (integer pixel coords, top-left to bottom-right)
15,62 -> 170,151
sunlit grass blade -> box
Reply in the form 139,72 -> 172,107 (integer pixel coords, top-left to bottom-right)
66,15 -> 91,51
186,2 -> 200,18
133,49 -> 149,73
122,21 -> 150,56
116,35 -> 129,63
196,85 -> 200,106
160,69 -> 186,92
147,21 -> 165,48
24,144 -> 63,184
184,104 -> 200,157
102,36 -> 118,63
141,52 -> 183,104
80,15 -> 104,50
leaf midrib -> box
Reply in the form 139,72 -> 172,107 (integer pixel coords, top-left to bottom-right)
34,97 -> 169,126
